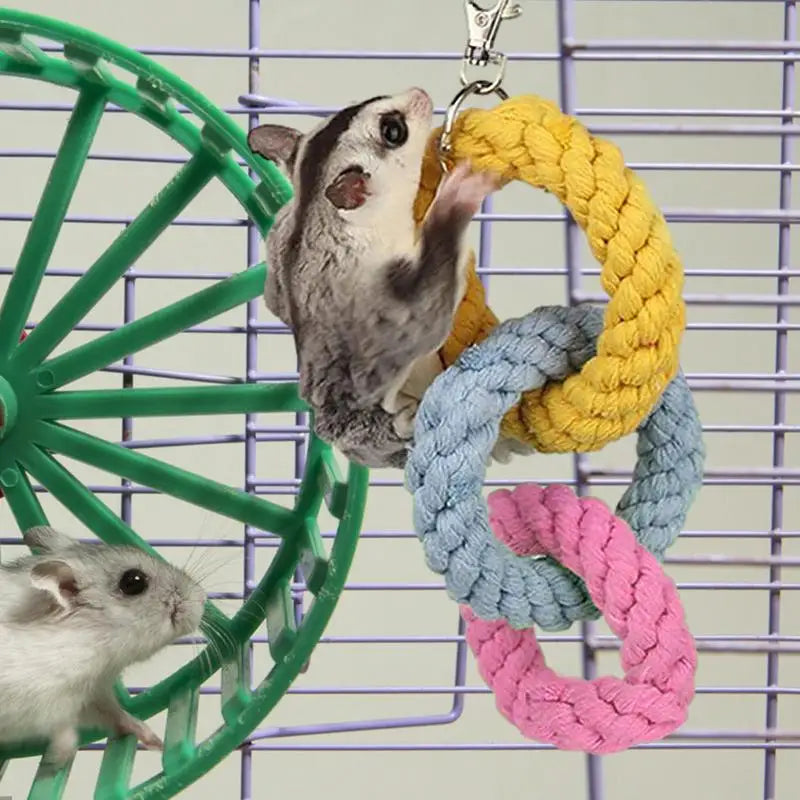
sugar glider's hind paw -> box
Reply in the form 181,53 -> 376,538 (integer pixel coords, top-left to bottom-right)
392,402 -> 419,439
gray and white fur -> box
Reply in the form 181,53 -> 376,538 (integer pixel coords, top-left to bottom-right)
0,526 -> 206,768
247,87 -> 501,468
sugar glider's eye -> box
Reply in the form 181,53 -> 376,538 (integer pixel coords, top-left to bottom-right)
119,568 -> 149,596
380,112 -> 408,148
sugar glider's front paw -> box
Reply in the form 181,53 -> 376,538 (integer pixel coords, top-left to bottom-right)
489,436 -> 537,465
433,160 -> 501,222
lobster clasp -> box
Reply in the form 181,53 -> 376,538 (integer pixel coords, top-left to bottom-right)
440,1 -> 521,173
463,0 -> 522,70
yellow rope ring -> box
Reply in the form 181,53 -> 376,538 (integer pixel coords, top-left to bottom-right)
413,93 -> 686,453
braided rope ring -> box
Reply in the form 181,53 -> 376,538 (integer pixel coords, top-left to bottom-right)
405,304 -> 704,631
461,483 -> 697,754
412,94 -> 686,454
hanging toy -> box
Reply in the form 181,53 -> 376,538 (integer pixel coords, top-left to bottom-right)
404,1 -> 703,752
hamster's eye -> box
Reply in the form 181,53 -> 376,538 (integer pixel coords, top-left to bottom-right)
380,113 -> 408,148
119,568 -> 149,596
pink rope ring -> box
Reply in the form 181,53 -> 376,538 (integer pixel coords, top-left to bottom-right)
461,483 -> 697,754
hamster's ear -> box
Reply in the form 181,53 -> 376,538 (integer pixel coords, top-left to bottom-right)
247,124 -> 302,177
23,525 -> 76,554
325,168 -> 371,211
30,560 -> 79,610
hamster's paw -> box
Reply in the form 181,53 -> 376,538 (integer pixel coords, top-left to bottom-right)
117,714 -> 164,751
138,726 -> 164,752
133,723 -> 164,751
434,160 -> 500,221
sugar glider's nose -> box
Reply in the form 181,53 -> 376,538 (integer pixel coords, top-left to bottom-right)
405,86 -> 434,117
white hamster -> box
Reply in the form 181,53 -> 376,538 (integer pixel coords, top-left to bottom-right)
0,525 -> 206,768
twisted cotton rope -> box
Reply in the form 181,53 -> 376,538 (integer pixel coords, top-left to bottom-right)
412,94 -> 685,453
405,303 -> 704,632
461,483 -> 697,754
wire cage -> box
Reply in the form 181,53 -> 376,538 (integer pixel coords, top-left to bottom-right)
1,1 -> 799,799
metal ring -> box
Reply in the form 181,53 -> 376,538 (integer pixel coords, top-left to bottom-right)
459,52 -> 508,95
438,80 -> 510,173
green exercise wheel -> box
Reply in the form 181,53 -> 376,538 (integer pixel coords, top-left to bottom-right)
0,8 -> 369,799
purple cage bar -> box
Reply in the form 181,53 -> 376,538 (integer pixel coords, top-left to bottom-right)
1,1 -> 800,799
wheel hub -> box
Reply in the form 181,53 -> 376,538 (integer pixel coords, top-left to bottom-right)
0,375 -> 18,439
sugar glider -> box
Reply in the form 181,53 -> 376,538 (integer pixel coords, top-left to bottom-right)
247,87 -> 503,468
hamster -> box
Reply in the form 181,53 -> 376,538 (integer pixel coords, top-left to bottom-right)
247,87 -> 500,468
0,526 -> 206,768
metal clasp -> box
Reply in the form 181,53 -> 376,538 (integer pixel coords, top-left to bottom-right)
461,0 -> 522,89
439,80 -> 509,173
437,1 -> 521,173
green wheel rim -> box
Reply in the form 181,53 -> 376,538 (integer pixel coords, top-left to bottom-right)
0,8 -> 369,799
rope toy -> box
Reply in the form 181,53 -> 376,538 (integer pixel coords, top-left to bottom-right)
461,483 -> 696,754
405,304 -> 704,631
412,94 -> 686,454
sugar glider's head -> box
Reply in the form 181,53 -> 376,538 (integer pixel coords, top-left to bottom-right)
247,88 -> 434,224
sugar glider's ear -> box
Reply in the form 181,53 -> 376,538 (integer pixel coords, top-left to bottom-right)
325,167 -> 371,211
23,525 -> 77,554
247,124 -> 302,176
29,560 -> 78,611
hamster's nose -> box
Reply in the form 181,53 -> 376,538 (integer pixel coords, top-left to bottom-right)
405,87 -> 433,117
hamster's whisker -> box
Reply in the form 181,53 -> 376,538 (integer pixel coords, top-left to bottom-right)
181,539 -> 205,576
180,511 -> 220,575
237,594 -> 269,624
187,552 -> 240,587
199,618 -> 237,667
185,545 -> 239,580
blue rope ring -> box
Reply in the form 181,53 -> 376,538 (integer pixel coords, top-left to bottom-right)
404,305 -> 705,632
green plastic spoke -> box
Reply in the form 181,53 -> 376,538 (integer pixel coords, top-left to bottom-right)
31,421 -> 296,537
319,447 -> 350,519
13,152 -> 220,372
298,517 -> 328,596
36,264 -> 268,390
230,528 -> 299,642
27,758 -> 73,800
162,688 -> 199,775
34,383 -> 306,420
0,464 -> 49,531
0,28 -> 48,66
293,433 -> 331,517
0,86 -> 107,361
95,737 -> 137,800
18,443 -> 158,553
220,643 -> 251,725
265,580 -> 298,662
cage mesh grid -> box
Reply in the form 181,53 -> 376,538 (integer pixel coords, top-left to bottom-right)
1,0 -> 799,798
